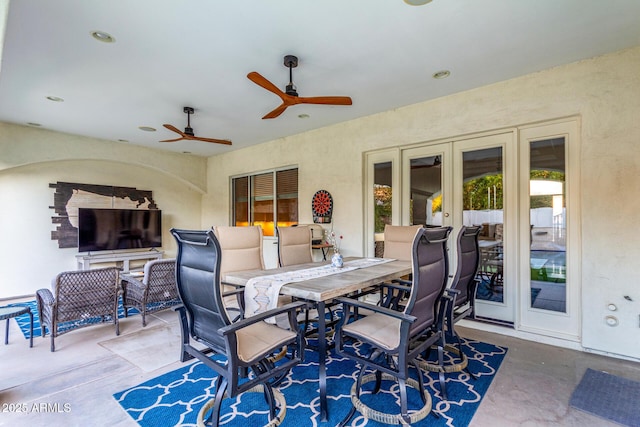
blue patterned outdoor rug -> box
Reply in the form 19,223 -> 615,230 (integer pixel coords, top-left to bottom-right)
114,338 -> 507,427
570,368 -> 640,427
8,300 -> 178,339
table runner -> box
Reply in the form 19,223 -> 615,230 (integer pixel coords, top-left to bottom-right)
244,258 -> 393,324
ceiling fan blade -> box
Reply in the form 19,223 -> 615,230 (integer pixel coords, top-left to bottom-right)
262,103 -> 289,119
247,72 -> 287,100
191,136 -> 233,145
163,124 -> 186,136
298,96 -> 353,106
159,137 -> 185,142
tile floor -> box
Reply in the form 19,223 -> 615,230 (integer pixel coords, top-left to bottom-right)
1,297 -> 639,427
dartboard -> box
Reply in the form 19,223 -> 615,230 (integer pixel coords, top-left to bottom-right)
312,190 -> 333,221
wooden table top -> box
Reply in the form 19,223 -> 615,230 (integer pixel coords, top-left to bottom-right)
224,257 -> 411,302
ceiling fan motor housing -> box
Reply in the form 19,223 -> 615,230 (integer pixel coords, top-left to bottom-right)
285,84 -> 298,97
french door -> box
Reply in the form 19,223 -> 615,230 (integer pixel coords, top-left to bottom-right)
365,121 -> 580,339
401,132 -> 516,324
518,120 -> 581,341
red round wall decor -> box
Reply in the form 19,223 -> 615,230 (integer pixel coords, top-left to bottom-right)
312,189 -> 333,223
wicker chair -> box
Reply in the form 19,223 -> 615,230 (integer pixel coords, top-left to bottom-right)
121,258 -> 180,327
36,267 -> 120,352
336,226 -> 452,426
171,228 -> 305,427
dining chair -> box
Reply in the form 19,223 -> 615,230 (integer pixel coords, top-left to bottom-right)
276,224 -> 327,333
447,226 -> 481,373
382,224 -> 423,261
335,226 -> 453,426
379,224 -> 422,310
213,225 -> 265,317
276,225 -> 313,267
170,228 -> 306,427
121,258 -> 180,326
420,225 -> 481,379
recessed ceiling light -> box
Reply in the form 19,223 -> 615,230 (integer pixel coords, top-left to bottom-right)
27,122 -> 41,127
182,151 -> 192,154
138,126 -> 156,132
118,139 -> 129,143
90,31 -> 115,43
298,113 -> 310,119
432,70 -> 451,79
46,96 -> 64,102
404,0 -> 432,5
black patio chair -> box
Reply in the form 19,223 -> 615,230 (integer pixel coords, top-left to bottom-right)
420,225 -> 481,379
335,226 -> 452,426
170,228 -> 306,427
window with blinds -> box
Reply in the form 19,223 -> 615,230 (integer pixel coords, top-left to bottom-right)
232,167 -> 298,236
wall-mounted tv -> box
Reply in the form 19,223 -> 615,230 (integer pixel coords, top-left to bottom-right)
78,208 -> 162,252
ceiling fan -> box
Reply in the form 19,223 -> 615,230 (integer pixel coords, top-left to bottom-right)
161,107 -> 232,145
247,55 -> 353,119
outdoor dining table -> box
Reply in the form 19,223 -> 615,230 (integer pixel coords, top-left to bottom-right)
224,256 -> 412,422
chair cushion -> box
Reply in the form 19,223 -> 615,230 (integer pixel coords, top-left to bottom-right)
342,313 -> 401,351
235,321 -> 297,363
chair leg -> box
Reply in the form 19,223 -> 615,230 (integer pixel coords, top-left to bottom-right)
210,377 -> 228,427
177,309 -> 193,362
262,382 -> 277,420
339,365 -> 368,427
4,318 -> 8,345
398,377 -> 411,423
412,361 -> 428,406
141,307 -> 147,327
28,311 -> 33,348
437,343 -> 448,400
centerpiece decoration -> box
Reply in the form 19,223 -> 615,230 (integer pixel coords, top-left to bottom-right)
327,230 -> 344,268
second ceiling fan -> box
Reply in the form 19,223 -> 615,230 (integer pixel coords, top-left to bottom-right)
161,107 -> 232,145
248,55 -> 353,119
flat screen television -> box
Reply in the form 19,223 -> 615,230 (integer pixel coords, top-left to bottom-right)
78,208 -> 162,252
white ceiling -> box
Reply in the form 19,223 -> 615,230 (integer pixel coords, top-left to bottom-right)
1,0 -> 639,157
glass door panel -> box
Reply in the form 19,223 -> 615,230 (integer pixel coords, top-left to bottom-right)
519,120 -> 580,341
409,155 -> 443,226
529,138 -> 566,312
461,147 -> 505,304
373,161 -> 393,257
402,144 -> 451,228
453,132 -> 516,325
365,149 -> 400,258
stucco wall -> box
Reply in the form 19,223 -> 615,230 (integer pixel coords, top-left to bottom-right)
0,125 -> 206,297
205,46 -> 640,359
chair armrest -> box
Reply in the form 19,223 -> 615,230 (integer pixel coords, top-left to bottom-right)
221,280 -> 244,290
222,287 -> 244,298
391,278 -> 412,286
379,282 -> 411,293
121,275 -> 146,289
335,297 -> 417,323
36,288 -> 55,306
218,301 -> 308,336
